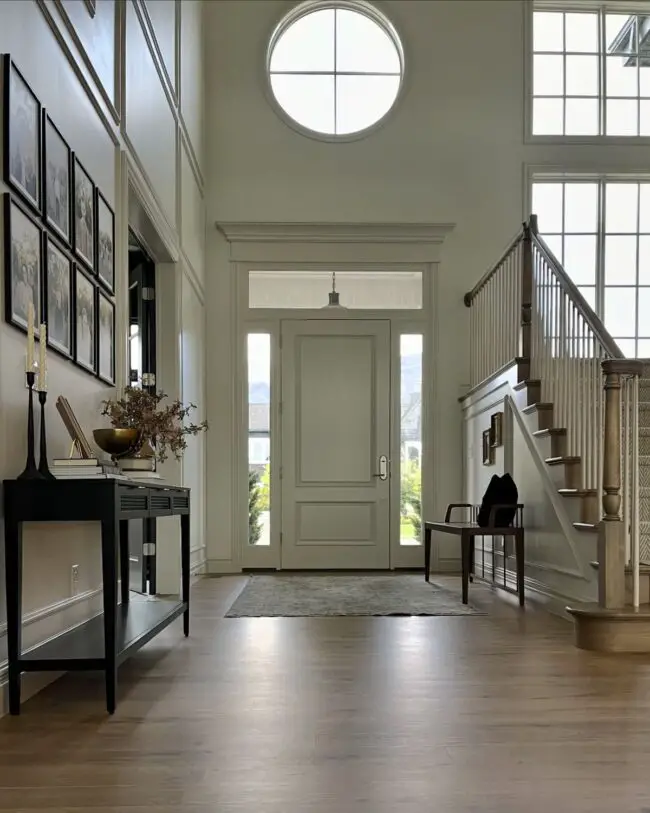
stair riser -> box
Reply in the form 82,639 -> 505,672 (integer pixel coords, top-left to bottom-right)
522,407 -> 554,433
547,462 -> 582,490
561,496 -> 597,525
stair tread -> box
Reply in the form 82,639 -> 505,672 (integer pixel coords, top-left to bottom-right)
513,379 -> 541,392
559,488 -> 597,497
546,456 -> 580,465
533,428 -> 566,437
522,402 -> 553,414
574,522 -> 598,532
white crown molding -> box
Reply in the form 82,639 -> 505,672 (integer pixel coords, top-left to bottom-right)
215,222 -> 455,245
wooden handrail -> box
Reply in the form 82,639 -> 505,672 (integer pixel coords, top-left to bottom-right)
463,229 -> 524,307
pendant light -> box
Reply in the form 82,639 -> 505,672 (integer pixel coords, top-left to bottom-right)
322,272 -> 347,310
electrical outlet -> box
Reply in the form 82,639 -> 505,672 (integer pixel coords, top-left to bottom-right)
71,564 -> 80,596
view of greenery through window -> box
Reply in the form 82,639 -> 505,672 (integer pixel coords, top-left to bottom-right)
400,335 -> 423,545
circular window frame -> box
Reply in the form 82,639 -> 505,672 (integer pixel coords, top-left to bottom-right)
264,0 -> 406,143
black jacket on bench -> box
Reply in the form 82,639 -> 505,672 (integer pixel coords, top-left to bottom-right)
477,473 -> 518,528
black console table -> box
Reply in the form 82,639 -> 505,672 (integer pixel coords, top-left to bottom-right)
3,479 -> 190,715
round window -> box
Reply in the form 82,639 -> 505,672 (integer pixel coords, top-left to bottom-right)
267,1 -> 404,139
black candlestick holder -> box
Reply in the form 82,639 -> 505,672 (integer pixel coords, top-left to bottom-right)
38,390 -> 55,480
17,370 -> 45,481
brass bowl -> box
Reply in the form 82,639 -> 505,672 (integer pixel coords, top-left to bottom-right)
93,428 -> 141,458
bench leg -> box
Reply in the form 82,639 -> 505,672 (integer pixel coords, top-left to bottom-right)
515,531 -> 525,607
461,533 -> 470,604
424,527 -> 432,582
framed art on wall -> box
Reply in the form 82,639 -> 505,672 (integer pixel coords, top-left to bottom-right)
3,57 -> 42,214
96,190 -> 114,292
43,113 -> 71,246
482,428 -> 494,466
73,156 -> 95,272
4,194 -> 42,337
98,290 -> 115,385
44,234 -> 73,358
74,266 -> 96,373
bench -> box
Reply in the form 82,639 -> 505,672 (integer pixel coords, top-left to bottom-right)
424,503 -> 525,606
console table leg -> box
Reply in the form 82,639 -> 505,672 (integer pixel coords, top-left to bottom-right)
516,531 -> 525,607
119,520 -> 130,605
101,516 -> 118,714
181,513 -> 190,637
424,527 -> 431,582
461,533 -> 470,605
5,516 -> 23,715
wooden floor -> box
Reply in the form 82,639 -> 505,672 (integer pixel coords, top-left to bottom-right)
2,575 -> 650,812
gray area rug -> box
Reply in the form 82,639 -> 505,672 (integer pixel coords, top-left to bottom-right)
225,574 -> 484,617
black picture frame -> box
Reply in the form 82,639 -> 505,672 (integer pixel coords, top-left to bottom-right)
74,266 -> 96,374
3,56 -> 42,215
44,233 -> 73,359
4,193 -> 43,338
72,155 -> 95,273
96,189 -> 115,293
43,112 -> 72,247
97,289 -> 115,385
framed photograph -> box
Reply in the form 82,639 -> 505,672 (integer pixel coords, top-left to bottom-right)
490,411 -> 503,448
482,429 -> 494,466
4,57 -> 42,213
98,290 -> 115,384
55,396 -> 94,458
4,194 -> 42,337
74,267 -> 96,373
43,114 -> 71,245
96,190 -> 114,292
73,156 -> 95,272
44,234 -> 72,358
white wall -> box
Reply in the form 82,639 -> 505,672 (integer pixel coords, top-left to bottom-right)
204,0 -> 649,571
0,0 -> 206,713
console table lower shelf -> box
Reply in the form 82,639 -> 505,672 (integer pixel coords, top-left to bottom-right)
20,597 -> 186,669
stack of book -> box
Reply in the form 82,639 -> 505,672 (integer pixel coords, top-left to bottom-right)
52,459 -> 124,479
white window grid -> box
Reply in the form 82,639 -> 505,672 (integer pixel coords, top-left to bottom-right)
532,177 -> 650,357
531,6 -> 650,138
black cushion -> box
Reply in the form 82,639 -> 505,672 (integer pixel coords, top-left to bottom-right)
477,473 -> 518,528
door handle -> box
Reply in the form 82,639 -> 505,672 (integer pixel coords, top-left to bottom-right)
373,455 -> 388,481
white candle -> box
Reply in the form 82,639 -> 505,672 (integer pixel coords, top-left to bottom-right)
26,301 -> 35,372
38,323 -> 47,392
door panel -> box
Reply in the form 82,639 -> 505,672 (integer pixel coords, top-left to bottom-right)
281,320 -> 390,569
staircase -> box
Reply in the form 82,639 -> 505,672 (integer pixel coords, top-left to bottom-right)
464,216 -> 650,652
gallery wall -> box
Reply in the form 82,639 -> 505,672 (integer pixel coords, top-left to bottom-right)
0,0 -> 206,713
203,0 -> 650,571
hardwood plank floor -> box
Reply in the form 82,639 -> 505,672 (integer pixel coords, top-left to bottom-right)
2,575 -> 650,812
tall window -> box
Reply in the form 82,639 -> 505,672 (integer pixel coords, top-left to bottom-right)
532,9 -> 650,136
400,335 -> 422,546
533,179 -> 650,356
248,334 -> 271,545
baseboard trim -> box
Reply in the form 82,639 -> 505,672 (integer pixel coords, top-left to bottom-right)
0,586 -> 103,717
475,561 -> 578,621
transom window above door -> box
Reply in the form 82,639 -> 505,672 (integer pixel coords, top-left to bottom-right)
266,1 -> 404,139
531,7 -> 650,137
248,269 -> 423,310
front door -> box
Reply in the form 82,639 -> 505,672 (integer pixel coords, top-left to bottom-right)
281,320 -> 391,569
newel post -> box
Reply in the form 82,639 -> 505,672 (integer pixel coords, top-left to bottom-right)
598,359 -> 644,608
519,216 -> 536,363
